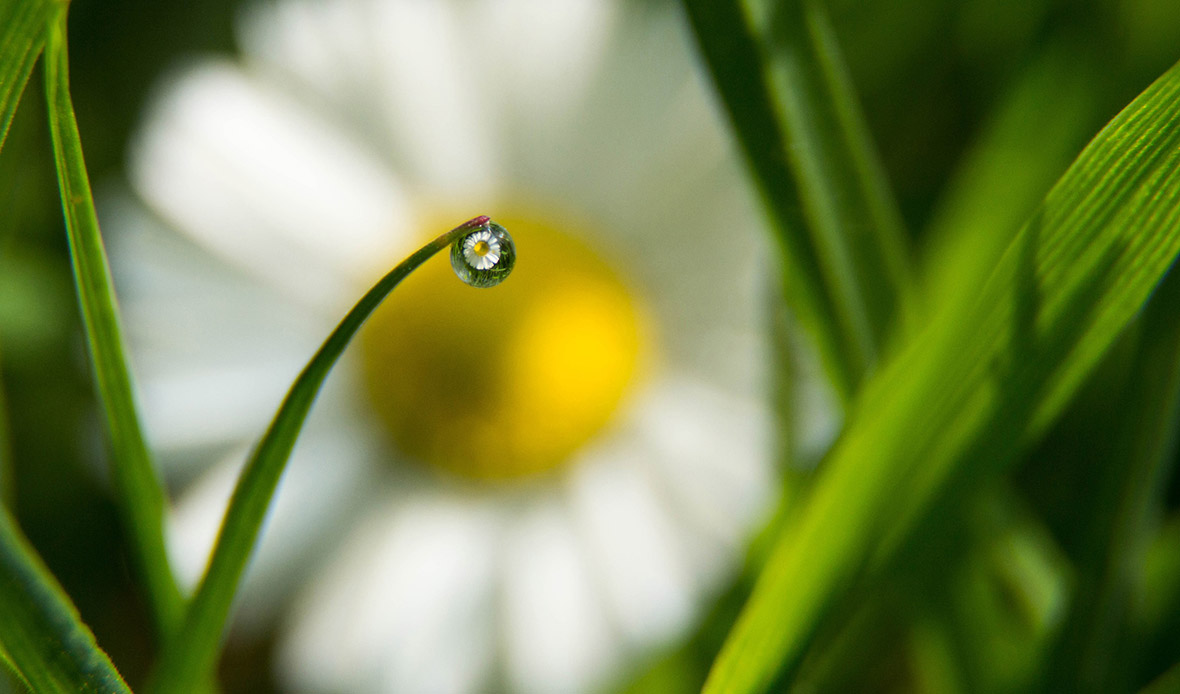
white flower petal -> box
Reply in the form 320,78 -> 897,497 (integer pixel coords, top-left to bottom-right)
168,453 -> 238,594
566,451 -> 696,647
104,193 -> 323,459
242,0 -> 499,192
137,363 -> 304,459
633,376 -> 776,589
239,0 -> 400,159
239,0 -> 371,110
130,60 -> 412,309
466,0 -> 618,129
168,424 -> 378,631
502,6 -> 708,203
368,0 -> 497,193
501,500 -> 618,694
281,494 -> 501,694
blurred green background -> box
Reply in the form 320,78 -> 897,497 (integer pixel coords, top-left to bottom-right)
2,0 -> 1180,691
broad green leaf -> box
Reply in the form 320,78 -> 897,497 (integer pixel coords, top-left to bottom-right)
681,0 -> 911,403
705,57 -> 1180,694
0,507 -> 131,694
43,9 -> 183,637
1042,267 -> 1180,692
0,0 -> 55,155
149,217 -> 496,694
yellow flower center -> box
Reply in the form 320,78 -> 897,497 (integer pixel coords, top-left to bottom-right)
359,209 -> 649,480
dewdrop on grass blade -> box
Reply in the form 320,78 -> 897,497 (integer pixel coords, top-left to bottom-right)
452,221 -> 516,288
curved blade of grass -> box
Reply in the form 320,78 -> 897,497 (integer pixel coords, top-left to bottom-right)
0,0 -> 55,155
705,58 -> 1180,694
148,216 -> 494,693
43,8 -> 183,638
0,507 -> 131,694
682,0 -> 911,402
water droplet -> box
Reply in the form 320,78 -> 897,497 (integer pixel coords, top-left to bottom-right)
451,221 -> 516,288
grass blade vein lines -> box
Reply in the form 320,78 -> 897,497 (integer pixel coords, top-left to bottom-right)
704,57 -> 1180,694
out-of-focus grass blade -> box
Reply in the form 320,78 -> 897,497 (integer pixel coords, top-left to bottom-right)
0,508 -> 131,694
1135,514 -> 1180,648
43,8 -> 183,637
705,58 -> 1180,694
937,486 -> 1071,693
0,0 -> 55,154
907,612 -> 966,694
149,217 -> 493,694
1042,267 -> 1180,693
681,0 -> 911,402
920,45 -> 1097,313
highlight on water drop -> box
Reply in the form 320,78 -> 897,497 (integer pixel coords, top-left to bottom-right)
451,220 -> 516,288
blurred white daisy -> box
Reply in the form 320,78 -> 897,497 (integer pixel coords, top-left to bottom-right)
109,0 -> 781,692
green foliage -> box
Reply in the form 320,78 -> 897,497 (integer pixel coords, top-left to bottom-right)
682,0 -> 911,403
703,51 -> 1180,694
0,507 -> 130,694
43,7 -> 183,640
0,0 -> 55,155
1030,269 -> 1180,693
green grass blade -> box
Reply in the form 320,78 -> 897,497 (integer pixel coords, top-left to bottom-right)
42,9 -> 183,638
149,216 -> 494,694
0,0 -> 55,155
920,45 -> 1098,314
682,0 -> 911,401
0,507 -> 131,694
704,57 -> 1180,694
